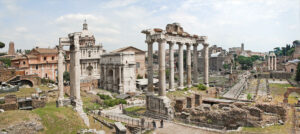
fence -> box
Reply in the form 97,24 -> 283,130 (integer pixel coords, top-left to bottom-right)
99,112 -> 153,129
174,117 -> 226,130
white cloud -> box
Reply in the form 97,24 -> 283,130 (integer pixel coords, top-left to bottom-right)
102,0 -> 138,8
15,27 -> 27,32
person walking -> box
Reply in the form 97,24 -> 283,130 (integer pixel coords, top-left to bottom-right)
152,120 -> 156,129
160,119 -> 164,128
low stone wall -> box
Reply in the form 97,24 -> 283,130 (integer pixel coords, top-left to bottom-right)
0,102 -> 18,110
257,72 -> 292,79
176,102 -> 286,130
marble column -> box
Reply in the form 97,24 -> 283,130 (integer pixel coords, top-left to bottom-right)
147,41 -> 154,94
178,43 -> 184,89
192,44 -> 198,86
268,56 -> 270,70
69,47 -> 75,99
270,56 -> 273,70
274,56 -> 277,71
168,42 -> 175,91
203,43 -> 209,87
158,39 -> 166,96
186,44 -> 192,88
57,45 -> 64,106
73,34 -> 81,101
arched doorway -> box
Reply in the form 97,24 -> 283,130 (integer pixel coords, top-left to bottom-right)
283,87 -> 300,103
20,80 -> 33,87
87,64 -> 93,76
107,69 -> 114,90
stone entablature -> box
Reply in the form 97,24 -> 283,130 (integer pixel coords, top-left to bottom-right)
100,52 -> 136,94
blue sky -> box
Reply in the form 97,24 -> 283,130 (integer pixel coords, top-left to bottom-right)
0,0 -> 299,52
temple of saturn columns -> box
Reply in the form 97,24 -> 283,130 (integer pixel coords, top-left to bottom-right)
141,23 -> 208,119
56,32 -> 90,127
268,52 -> 277,71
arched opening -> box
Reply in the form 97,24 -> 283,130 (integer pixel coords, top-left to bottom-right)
283,87 -> 300,104
87,64 -> 93,76
107,69 -> 114,90
19,80 -> 33,87
291,69 -> 294,73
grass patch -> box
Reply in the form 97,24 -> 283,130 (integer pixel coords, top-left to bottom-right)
0,110 -> 39,128
124,106 -> 146,118
269,83 -> 299,104
0,85 -> 53,97
33,102 -> 87,134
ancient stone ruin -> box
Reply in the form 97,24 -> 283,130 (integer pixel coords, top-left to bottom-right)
141,23 -> 208,119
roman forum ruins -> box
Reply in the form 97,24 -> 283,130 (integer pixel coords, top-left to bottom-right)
268,51 -> 277,71
142,23 -> 208,118
56,32 -> 90,126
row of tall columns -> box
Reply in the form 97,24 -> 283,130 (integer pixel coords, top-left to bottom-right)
147,40 -> 209,95
268,56 -> 277,71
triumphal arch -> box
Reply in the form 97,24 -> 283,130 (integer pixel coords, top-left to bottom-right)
142,23 -> 208,119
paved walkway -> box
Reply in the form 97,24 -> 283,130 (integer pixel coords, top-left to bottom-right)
223,71 -> 250,99
152,121 -> 221,134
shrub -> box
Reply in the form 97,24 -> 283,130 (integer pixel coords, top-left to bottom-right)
247,93 -> 252,100
137,74 -> 143,79
97,94 -> 112,100
183,88 -> 188,91
197,84 -> 207,91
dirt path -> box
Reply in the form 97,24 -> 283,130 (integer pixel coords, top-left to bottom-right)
152,121 -> 221,134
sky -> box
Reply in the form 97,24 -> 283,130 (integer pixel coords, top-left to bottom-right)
0,0 -> 299,52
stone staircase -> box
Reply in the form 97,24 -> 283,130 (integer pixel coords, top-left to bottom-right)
74,100 -> 90,127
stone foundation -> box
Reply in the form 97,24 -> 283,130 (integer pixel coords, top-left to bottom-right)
145,94 -> 174,120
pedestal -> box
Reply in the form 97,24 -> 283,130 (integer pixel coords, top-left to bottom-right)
145,94 -> 174,120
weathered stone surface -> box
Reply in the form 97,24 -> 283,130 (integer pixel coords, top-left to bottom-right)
255,103 -> 286,121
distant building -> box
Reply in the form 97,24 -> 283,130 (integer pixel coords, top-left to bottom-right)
284,59 -> 300,73
199,45 -> 230,72
111,46 -> 146,78
293,40 -> 300,59
11,47 -> 58,81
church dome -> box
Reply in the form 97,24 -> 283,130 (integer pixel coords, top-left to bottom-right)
80,20 -> 94,37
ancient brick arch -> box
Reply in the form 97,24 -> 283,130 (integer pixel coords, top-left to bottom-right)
19,75 -> 41,87
283,87 -> 300,103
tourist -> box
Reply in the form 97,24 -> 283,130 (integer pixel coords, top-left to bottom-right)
152,120 -> 156,129
160,119 -> 164,128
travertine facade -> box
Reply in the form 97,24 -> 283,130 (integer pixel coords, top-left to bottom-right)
78,20 -> 105,80
100,52 -> 136,94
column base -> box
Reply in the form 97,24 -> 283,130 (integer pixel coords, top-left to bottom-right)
178,86 -> 185,90
168,88 -> 176,92
187,84 -> 192,88
193,83 -> 199,86
56,98 -> 71,107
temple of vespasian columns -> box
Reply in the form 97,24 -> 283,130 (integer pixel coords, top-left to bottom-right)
142,23 -> 209,119
56,32 -> 90,127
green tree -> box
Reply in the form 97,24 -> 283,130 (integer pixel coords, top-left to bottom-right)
63,71 -> 70,82
0,42 -> 5,49
295,63 -> 300,82
0,58 -> 11,67
236,56 -> 253,70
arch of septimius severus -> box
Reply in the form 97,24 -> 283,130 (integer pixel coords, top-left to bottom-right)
142,23 -> 208,119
